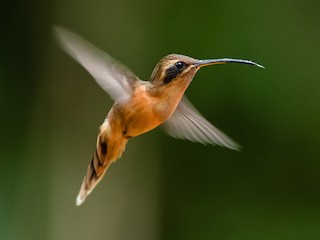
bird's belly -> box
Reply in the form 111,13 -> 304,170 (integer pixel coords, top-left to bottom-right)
123,107 -> 163,137
110,89 -> 177,138
118,96 -> 175,138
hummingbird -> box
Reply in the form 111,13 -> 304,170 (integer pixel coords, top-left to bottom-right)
55,26 -> 263,206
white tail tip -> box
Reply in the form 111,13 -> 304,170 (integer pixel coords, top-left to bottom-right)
75,176 -> 91,206
76,195 -> 85,206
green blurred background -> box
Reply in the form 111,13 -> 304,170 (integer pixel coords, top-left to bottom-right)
2,0 -> 320,239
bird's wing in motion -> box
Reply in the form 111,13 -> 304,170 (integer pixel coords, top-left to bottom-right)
163,96 -> 240,150
54,26 -> 139,101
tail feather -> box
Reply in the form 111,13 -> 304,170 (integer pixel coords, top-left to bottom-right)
76,135 -> 111,206
76,153 -> 111,206
76,126 -> 128,206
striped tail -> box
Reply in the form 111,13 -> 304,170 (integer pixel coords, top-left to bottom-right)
76,126 -> 128,206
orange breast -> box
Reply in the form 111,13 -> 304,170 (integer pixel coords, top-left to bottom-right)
108,84 -> 184,138
121,93 -> 164,137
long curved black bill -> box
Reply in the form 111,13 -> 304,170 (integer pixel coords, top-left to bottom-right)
195,58 -> 264,68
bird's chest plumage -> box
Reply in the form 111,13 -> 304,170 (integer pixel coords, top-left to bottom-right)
109,87 -> 177,138
122,95 -> 172,136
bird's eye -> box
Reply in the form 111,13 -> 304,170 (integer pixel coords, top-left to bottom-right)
175,61 -> 185,69
163,61 -> 188,84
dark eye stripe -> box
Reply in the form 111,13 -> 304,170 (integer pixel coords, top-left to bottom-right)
163,67 -> 181,84
163,61 -> 188,84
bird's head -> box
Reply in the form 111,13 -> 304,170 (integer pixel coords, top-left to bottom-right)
148,53 -> 263,97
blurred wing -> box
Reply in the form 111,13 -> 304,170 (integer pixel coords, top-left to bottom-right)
54,26 -> 139,101
163,97 -> 240,150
